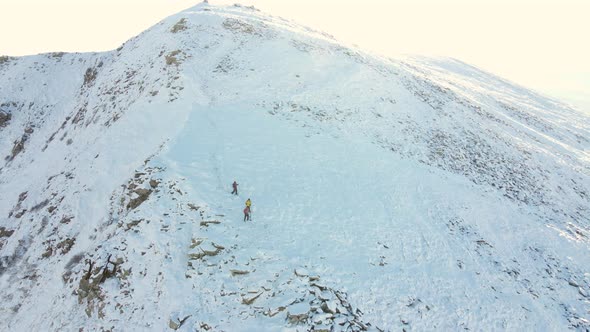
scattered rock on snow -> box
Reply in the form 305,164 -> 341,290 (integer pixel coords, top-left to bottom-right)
0,111 -> 11,128
0,227 -> 14,238
126,188 -> 152,210
230,269 -> 250,276
168,314 -> 191,330
125,219 -> 143,231
287,302 -> 310,324
321,300 -> 337,314
294,268 -> 309,277
190,238 -> 204,248
7,132 -> 29,161
242,292 -> 263,305
313,324 -> 331,332
168,319 -> 179,330
149,179 -> 159,188
60,215 -> 73,224
56,238 -> 76,255
200,220 -> 221,227
187,203 -> 200,211
170,18 -> 188,34
14,209 -> 27,218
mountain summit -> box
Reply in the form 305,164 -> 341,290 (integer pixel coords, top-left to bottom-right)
1,3 -> 589,331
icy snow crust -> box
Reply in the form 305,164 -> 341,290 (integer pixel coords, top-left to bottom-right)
0,3 -> 589,331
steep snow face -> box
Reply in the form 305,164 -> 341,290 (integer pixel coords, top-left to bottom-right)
1,3 -> 589,331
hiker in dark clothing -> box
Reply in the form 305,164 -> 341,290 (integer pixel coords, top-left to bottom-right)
243,206 -> 251,222
231,181 -> 238,195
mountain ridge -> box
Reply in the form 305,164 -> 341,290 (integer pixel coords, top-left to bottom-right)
0,3 -> 589,331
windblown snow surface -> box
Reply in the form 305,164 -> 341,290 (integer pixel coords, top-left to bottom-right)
1,3 -> 589,331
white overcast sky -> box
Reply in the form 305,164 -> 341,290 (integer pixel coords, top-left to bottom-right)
1,0 -> 588,112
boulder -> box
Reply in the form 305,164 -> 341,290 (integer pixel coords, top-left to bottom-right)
287,302 -> 310,324
126,188 -> 152,210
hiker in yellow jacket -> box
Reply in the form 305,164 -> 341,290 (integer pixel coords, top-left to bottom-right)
244,198 -> 252,221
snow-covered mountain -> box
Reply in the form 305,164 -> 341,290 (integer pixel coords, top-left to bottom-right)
1,3 -> 589,331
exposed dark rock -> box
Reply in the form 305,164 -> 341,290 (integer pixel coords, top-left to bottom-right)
170,18 -> 188,33
8,133 -> 29,161
125,219 -> 143,231
56,238 -> 76,254
0,111 -> 11,127
82,67 -> 98,87
126,188 -> 152,210
149,179 -> 159,188
30,199 -> 49,212
0,227 -> 15,238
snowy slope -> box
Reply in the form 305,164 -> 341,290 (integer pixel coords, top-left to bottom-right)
1,3 -> 589,331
